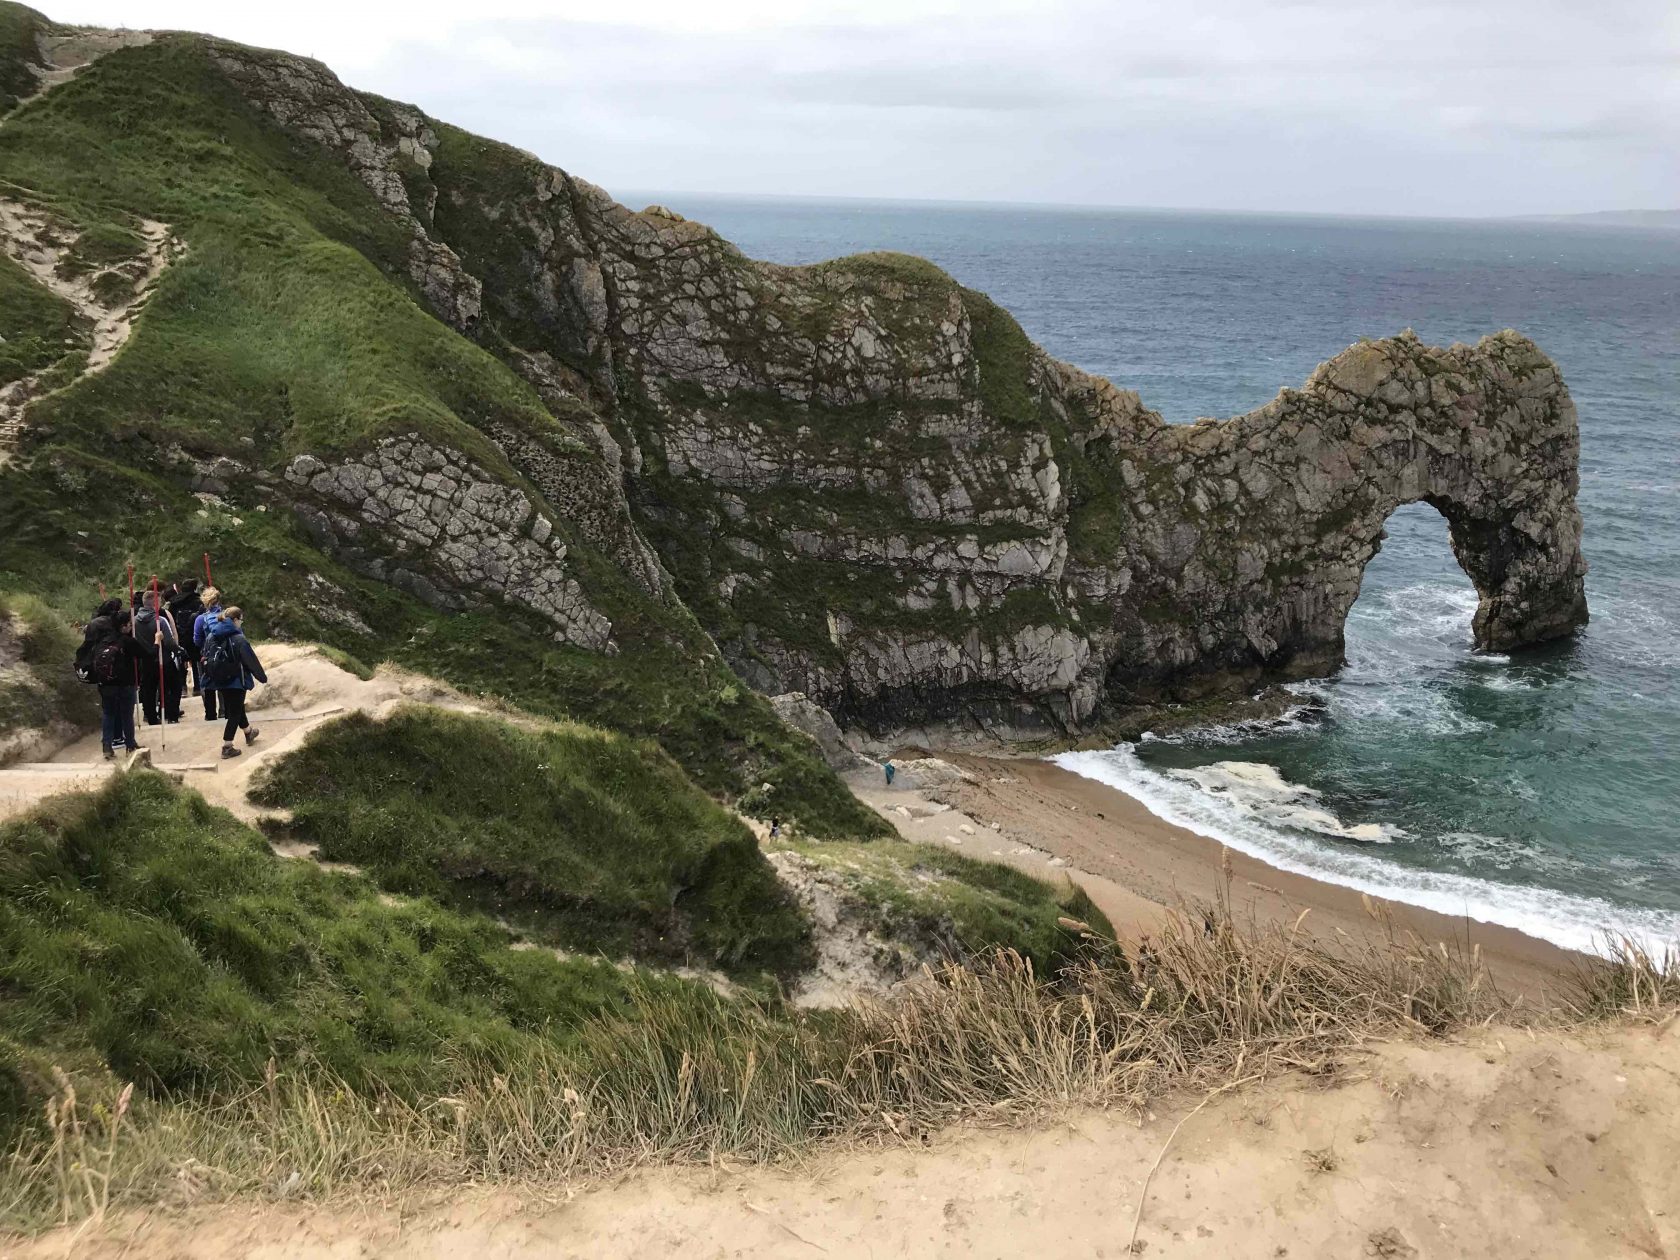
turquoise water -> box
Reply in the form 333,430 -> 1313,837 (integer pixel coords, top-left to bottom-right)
622,192 -> 1680,953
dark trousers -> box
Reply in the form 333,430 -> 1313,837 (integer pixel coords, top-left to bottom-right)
202,682 -> 221,721
220,688 -> 248,742
139,653 -> 184,724
99,685 -> 138,753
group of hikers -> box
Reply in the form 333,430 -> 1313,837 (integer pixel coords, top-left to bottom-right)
76,577 -> 268,761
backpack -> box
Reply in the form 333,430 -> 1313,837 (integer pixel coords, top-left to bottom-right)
74,634 -> 98,683
200,632 -> 242,687
90,638 -> 125,686
74,619 -> 113,683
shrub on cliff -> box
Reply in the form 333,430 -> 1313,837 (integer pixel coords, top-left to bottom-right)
251,706 -> 815,973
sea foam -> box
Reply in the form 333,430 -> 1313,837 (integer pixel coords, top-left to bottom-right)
1052,745 -> 1680,959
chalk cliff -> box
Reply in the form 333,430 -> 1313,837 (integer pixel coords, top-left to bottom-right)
0,23 -> 1589,742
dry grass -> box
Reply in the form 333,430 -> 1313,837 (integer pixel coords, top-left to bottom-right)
1,882 -> 1671,1235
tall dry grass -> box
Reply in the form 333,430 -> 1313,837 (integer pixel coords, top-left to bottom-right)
1,889 -> 1670,1234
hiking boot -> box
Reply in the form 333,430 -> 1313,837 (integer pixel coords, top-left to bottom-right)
244,726 -> 260,746
221,744 -> 241,759
102,747 -> 115,761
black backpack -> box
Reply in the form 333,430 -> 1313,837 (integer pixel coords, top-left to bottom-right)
75,619 -> 113,684
90,638 -> 125,686
200,632 -> 241,687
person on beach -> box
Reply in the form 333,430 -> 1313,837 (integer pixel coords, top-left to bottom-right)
884,759 -> 895,787
201,606 -> 266,759
192,586 -> 223,722
91,609 -> 143,760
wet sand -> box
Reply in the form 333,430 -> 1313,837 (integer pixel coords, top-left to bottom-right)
879,752 -> 1582,1004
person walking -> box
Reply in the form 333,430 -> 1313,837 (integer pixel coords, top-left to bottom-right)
192,586 -> 223,722
91,609 -> 144,760
169,578 -> 207,701
201,606 -> 266,759
133,590 -> 184,724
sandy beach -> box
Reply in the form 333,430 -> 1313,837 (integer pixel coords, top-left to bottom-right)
854,751 -> 1582,1003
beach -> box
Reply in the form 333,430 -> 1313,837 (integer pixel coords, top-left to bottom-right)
854,752 -> 1581,1002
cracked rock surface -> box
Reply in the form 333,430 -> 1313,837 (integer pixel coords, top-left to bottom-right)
199,42 -> 1589,733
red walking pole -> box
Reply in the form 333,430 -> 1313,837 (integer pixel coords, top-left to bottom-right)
203,552 -> 212,587
127,564 -> 139,748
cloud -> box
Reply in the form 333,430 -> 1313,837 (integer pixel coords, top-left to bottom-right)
50,0 -> 1680,215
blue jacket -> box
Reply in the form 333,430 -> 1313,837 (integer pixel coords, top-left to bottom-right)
203,616 -> 267,692
193,604 -> 222,650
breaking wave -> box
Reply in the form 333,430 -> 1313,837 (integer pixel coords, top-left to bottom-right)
1052,745 -> 1680,958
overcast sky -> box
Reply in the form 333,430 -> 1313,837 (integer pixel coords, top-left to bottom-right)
50,0 -> 1680,217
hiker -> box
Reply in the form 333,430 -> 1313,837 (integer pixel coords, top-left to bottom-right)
884,759 -> 895,787
133,591 -> 183,725
169,578 -> 207,702
201,605 -> 266,759
769,816 -> 782,839
91,609 -> 143,760
192,586 -> 223,721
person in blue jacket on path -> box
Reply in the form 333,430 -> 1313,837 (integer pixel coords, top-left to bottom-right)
201,605 -> 267,759
192,586 -> 224,722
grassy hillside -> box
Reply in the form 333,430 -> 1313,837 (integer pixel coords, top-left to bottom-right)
0,771 -> 711,1148
778,837 -> 1110,978
252,707 -> 814,973
0,18 -> 884,836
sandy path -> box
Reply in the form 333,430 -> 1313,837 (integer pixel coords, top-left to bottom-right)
7,1022 -> 1676,1259
0,27 -> 168,466
0,644 -> 502,826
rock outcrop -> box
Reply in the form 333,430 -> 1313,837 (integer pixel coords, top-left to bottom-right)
4,30 -> 1589,737
213,42 -> 1585,733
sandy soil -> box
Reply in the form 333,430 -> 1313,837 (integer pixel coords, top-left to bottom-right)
7,1021 -> 1676,1259
0,644 -> 501,826
857,752 -> 1581,1005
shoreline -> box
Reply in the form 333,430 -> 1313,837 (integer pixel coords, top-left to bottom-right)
859,752 -> 1582,1003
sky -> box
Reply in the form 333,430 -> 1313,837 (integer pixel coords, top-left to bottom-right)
48,0 -> 1680,218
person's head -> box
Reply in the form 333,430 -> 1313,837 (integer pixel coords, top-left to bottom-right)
95,597 -> 120,619
144,591 -> 161,610
202,586 -> 220,608
115,609 -> 132,632
179,578 -> 198,596
222,605 -> 244,627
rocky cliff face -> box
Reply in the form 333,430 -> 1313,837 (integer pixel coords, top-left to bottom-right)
22,32 -> 1590,736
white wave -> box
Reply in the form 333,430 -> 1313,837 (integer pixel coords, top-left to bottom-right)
1052,746 -> 1680,958
1166,760 -> 1403,843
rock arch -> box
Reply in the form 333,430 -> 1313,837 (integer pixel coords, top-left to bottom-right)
1103,330 -> 1589,704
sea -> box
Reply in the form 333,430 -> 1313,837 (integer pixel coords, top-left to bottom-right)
619,191 -> 1680,956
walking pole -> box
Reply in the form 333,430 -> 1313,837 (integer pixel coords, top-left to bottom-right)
127,564 -> 140,746
151,575 -> 166,754
203,551 -> 212,587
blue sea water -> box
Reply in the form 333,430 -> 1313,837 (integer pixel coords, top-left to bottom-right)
621,191 -> 1680,954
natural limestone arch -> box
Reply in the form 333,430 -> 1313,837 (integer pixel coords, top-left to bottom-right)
1100,330 -> 1590,705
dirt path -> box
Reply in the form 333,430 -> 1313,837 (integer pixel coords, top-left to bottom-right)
0,26 -> 169,465
0,644 -> 504,827
6,1022 -> 1675,1259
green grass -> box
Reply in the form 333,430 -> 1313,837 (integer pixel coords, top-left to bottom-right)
0,589 -> 96,743
778,837 -> 1110,977
0,250 -> 85,386
0,770 -> 712,1149
251,706 -> 815,973
0,2 -> 46,116
0,27 -> 885,839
